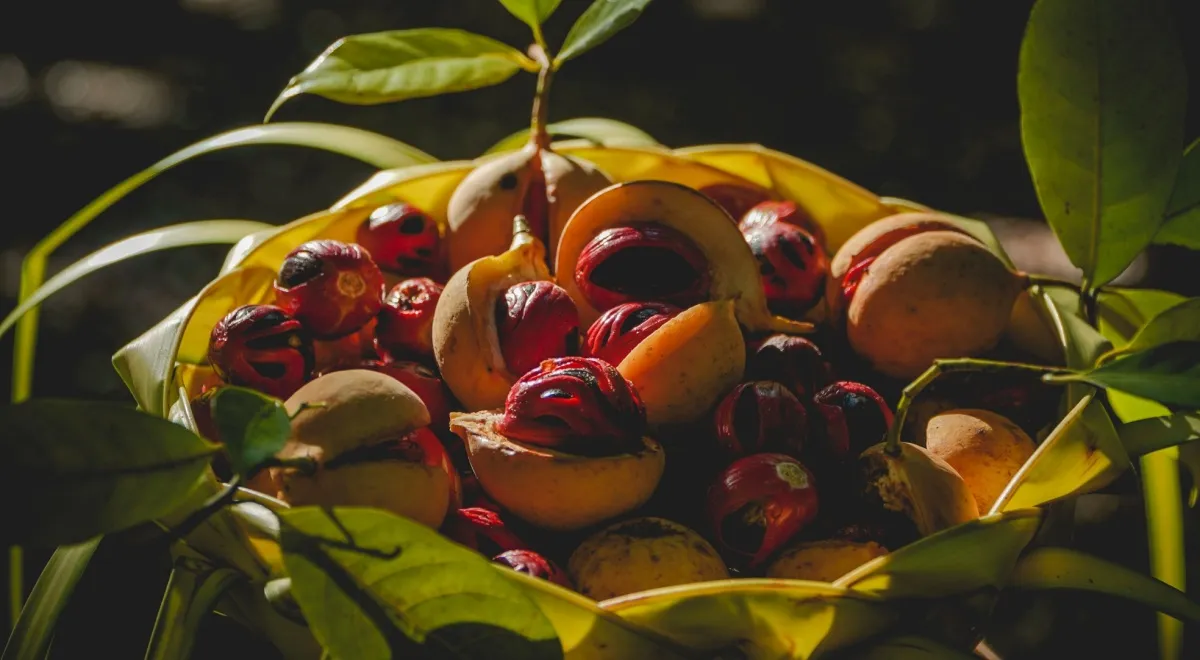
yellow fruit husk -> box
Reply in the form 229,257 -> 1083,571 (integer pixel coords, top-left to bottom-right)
449,411 -> 665,532
616,300 -> 745,428
765,540 -> 889,583
432,218 -> 551,412
923,409 -> 1036,515
859,442 -> 981,538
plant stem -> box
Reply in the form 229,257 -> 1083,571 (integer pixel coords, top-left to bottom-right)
162,475 -> 243,544
1079,280 -> 1100,327
884,358 -> 1076,456
1026,273 -> 1083,293
531,24 -> 550,57
528,45 -> 553,150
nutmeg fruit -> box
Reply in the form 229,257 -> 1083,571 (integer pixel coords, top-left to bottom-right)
922,408 -> 1036,514
828,213 -> 1028,380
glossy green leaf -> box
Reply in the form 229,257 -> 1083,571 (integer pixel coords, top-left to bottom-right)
835,509 -> 1042,599
1008,546 -> 1200,623
1,538 -> 101,660
600,580 -> 896,659
266,29 -> 538,120
1018,0 -> 1186,289
1096,287 -> 1187,351
1102,297 -> 1200,360
497,0 -> 563,30
1051,340 -> 1200,409
995,392 -> 1129,512
210,386 -> 292,477
1119,411 -> 1200,457
279,506 -> 561,659
1156,138 -> 1200,249
0,220 -> 271,341
555,0 -> 654,65
0,400 -> 219,546
144,563 -> 243,660
483,117 -> 660,155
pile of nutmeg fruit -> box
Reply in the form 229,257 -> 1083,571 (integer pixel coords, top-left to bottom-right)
192,177 -> 1061,601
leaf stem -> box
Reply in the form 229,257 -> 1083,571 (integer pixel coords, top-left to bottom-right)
1079,280 -> 1100,327
885,358 -> 1076,456
528,45 -> 554,150
531,23 -> 550,57
162,475 -> 243,544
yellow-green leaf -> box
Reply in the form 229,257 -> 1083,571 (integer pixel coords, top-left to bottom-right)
1052,341 -> 1200,409
498,0 -> 563,31
279,506 -> 561,659
267,29 -> 538,120
1096,287 -> 1187,351
210,386 -> 291,477
1018,0 -> 1187,290
600,580 -> 896,659
0,220 -> 271,341
556,0 -> 655,65
1101,297 -> 1200,361
1008,546 -> 1200,624
1,538 -> 101,660
994,392 -> 1129,512
0,400 -> 219,546
484,117 -> 660,155
834,509 -> 1042,599
1155,137 -> 1200,249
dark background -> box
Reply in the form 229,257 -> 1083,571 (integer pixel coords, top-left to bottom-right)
2,0 -> 1199,657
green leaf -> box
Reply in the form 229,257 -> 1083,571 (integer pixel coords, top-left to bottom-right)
1096,287 -> 1187,351
1008,546 -> 1200,624
1101,297 -> 1200,361
0,400 -> 219,546
144,563 -> 243,660
0,220 -> 271,341
497,0 -> 563,31
555,0 -> 654,65
1139,446 -> 1188,660
266,29 -> 538,120
1017,0 -> 1187,290
279,506 -> 561,659
1,538 -> 101,660
210,386 -> 292,477
483,117 -> 660,155
1118,411 -> 1200,457
1156,138 -> 1200,248
1051,341 -> 1200,409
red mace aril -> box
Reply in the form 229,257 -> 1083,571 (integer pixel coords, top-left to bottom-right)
496,357 -> 646,455
208,304 -> 314,400
312,318 -> 378,374
442,507 -> 527,557
698,183 -> 775,223
582,301 -> 682,366
494,280 -> 580,378
493,550 -> 573,589
745,334 -> 833,400
713,381 -> 807,463
574,223 -> 711,312
705,453 -> 819,567
811,381 -> 894,461
356,202 -> 443,278
375,277 -> 444,361
738,200 -> 827,250
273,239 -> 386,339
742,222 -> 829,319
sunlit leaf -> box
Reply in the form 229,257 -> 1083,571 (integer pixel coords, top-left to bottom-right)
0,400 -> 219,546
1096,287 -> 1187,351
1008,546 -> 1200,623
1052,341 -> 1200,409
267,29 -> 538,120
330,160 -> 475,221
834,509 -> 1042,599
0,220 -> 271,341
483,117 -> 660,155
1018,0 -> 1187,289
210,386 -> 292,477
556,0 -> 655,65
672,144 -> 898,253
279,506 -> 561,659
497,0 -> 563,31
1155,137 -> 1200,249
1101,297 -> 1200,361
600,580 -> 896,659
1,538 -> 101,660
994,392 -> 1129,512
1139,446 -> 1187,660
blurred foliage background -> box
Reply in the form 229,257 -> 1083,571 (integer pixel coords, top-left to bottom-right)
2,1 -> 1200,656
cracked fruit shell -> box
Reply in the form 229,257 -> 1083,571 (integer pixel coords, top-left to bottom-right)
448,410 -> 665,531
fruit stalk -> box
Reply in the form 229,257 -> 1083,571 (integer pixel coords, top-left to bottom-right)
884,358 -> 1074,457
